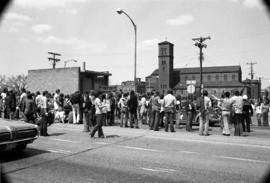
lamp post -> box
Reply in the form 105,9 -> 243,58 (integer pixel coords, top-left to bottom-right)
116,8 -> 137,92
64,59 -> 78,68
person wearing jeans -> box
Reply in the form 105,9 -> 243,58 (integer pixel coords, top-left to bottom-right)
163,89 -> 176,133
90,93 -> 105,138
150,91 -> 160,131
197,90 -> 212,136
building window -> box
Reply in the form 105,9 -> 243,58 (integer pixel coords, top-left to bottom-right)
161,48 -> 167,55
216,74 -> 219,81
185,75 -> 188,81
192,75 -> 195,80
232,74 -> 236,81
224,74 -> 227,81
161,60 -> 166,65
208,75 -> 211,81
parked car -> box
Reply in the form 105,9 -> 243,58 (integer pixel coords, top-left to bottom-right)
179,99 -> 222,126
0,119 -> 39,152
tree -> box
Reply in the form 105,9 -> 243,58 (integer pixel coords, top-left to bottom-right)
6,74 -> 27,93
0,74 -> 27,93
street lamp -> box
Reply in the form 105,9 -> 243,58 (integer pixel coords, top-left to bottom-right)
64,59 -> 78,68
116,8 -> 137,92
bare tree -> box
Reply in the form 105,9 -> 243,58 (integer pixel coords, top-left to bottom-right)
0,74 -> 8,91
6,74 -> 27,93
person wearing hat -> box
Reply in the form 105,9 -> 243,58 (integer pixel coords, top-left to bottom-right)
242,95 -> 253,133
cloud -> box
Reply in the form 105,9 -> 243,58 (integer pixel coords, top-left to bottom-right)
4,12 -> 32,22
38,35 -> 107,53
139,39 -> 159,50
14,0 -> 87,9
32,24 -> 52,34
65,9 -> 78,15
166,14 -> 194,26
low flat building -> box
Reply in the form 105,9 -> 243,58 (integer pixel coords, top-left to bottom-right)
27,64 -> 111,94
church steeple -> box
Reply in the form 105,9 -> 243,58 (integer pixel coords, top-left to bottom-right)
158,41 -> 174,94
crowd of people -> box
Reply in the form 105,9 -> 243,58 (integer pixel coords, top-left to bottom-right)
0,87 -> 269,138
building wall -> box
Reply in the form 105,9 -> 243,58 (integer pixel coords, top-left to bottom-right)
27,67 -> 80,94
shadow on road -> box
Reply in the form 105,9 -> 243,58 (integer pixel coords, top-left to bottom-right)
47,132 -> 66,136
0,148 -> 49,163
105,135 -> 121,138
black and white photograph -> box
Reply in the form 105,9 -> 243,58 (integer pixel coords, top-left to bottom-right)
1,0 -> 270,182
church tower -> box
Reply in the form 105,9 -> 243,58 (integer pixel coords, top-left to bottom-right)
158,41 -> 174,94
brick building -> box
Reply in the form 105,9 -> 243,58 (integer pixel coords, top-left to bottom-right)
27,66 -> 111,94
146,41 -> 253,98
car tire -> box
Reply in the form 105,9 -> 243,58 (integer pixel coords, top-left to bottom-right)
13,143 -> 27,152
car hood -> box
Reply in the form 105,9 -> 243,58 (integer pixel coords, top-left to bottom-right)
0,119 -> 37,132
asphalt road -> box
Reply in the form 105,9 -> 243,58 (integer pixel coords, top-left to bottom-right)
1,122 -> 270,183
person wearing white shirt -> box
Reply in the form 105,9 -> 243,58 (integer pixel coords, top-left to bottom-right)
90,93 -> 106,138
163,89 -> 176,132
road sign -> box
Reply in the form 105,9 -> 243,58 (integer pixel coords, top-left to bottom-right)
186,80 -> 196,85
187,85 -> 195,94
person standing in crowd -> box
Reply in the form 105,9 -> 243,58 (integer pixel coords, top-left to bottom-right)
213,91 -> 233,136
70,91 -> 82,124
185,94 -> 196,132
242,95 -> 253,132
105,93 -> 111,126
110,93 -> 116,125
6,90 -> 17,119
19,88 -> 27,113
149,91 -> 160,131
127,90 -> 139,128
89,91 -> 96,126
23,93 -> 36,124
163,89 -> 176,132
118,93 -> 129,127
1,88 -> 8,118
139,94 -> 147,125
231,90 -> 244,136
255,98 -> 262,126
159,94 -> 165,128
262,91 -> 270,127
54,89 -> 60,112
82,91 -> 92,132
101,94 -> 107,126
175,96 -> 182,129
39,91 -> 49,136
63,95 -> 72,123
90,92 -> 106,138
197,90 -> 212,136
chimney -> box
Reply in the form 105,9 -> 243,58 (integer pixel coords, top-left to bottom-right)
82,62 -> 86,72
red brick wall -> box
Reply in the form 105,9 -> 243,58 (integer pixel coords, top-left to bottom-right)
27,67 -> 80,95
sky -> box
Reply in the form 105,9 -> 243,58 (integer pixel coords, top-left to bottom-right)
0,0 -> 270,88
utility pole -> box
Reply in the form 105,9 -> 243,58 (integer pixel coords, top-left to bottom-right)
246,61 -> 257,80
192,36 -> 211,95
48,52 -> 61,69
